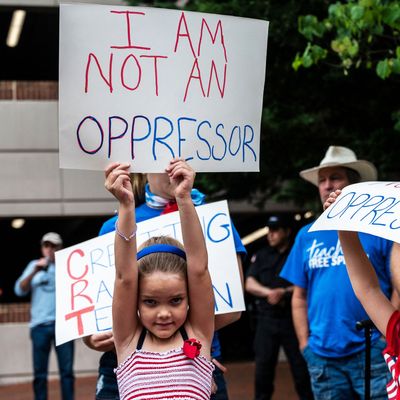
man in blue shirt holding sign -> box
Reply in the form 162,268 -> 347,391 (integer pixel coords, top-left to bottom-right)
280,146 -> 393,399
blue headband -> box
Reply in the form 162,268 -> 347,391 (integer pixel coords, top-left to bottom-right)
137,244 -> 186,261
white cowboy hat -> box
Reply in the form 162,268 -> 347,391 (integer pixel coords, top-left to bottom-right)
299,146 -> 377,186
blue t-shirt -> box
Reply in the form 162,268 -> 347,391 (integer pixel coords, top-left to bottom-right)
14,260 -> 56,328
100,203 -> 246,255
280,223 -> 392,358
100,201 -> 246,358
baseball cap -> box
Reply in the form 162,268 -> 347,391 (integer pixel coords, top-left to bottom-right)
41,232 -> 63,246
266,215 -> 291,229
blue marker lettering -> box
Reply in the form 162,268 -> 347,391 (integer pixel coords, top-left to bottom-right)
327,192 -> 356,218
96,280 -> 113,302
228,126 -> 241,156
163,222 -> 181,239
242,125 -> 256,162
213,283 -> 233,312
77,116 -> 104,155
177,117 -> 196,157
196,120 -> 212,160
340,193 -> 373,219
94,305 -> 112,331
90,248 -> 110,274
350,195 -> 385,219
131,115 -> 151,159
390,219 -> 400,229
207,212 -> 230,243
211,123 -> 227,161
107,243 -> 115,268
108,116 -> 128,158
153,116 -> 175,160
367,198 -> 400,226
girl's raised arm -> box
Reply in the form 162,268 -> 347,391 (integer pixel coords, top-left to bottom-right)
104,163 -> 139,357
325,190 -> 395,336
166,159 -> 215,343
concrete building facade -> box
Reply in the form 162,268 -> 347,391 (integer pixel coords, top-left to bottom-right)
0,0 -> 300,385
0,0 -> 127,386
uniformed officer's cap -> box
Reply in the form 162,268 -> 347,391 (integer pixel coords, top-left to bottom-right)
266,215 -> 291,229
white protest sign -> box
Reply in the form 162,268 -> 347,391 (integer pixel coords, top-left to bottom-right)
309,181 -> 400,243
59,3 -> 268,172
55,200 -> 244,345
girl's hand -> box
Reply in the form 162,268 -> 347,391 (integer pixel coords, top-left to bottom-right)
104,162 -> 134,205
165,158 -> 195,200
82,332 -> 115,352
323,189 -> 342,211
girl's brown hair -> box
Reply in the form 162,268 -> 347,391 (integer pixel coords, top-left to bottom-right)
137,236 -> 187,279
130,173 -> 147,206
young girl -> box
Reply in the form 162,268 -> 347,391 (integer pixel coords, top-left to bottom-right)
105,158 -> 215,400
325,189 -> 400,399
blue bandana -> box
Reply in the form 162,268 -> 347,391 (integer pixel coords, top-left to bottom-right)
145,184 -> 205,209
137,244 -> 186,261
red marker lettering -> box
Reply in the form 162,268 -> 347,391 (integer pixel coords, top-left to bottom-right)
140,55 -> 168,96
121,54 -> 142,91
183,58 -> 205,102
174,12 -> 196,58
207,60 -> 227,98
110,10 -> 151,51
67,249 -> 88,280
85,53 -> 114,93
65,305 -> 95,336
198,18 -> 227,62
70,279 -> 92,310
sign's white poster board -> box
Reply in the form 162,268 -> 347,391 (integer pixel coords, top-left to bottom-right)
59,3 -> 268,172
55,201 -> 244,345
309,181 -> 400,243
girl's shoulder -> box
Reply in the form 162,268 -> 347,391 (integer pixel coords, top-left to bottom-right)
115,325 -> 144,366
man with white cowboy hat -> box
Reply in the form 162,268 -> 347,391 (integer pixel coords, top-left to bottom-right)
299,145 -> 377,191
280,146 -> 393,399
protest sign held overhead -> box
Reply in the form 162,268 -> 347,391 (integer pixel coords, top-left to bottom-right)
55,201 -> 245,345
59,3 -> 268,172
309,181 -> 400,243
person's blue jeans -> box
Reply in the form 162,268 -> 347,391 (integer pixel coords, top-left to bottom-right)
31,323 -> 74,400
96,351 -> 119,400
302,339 -> 390,400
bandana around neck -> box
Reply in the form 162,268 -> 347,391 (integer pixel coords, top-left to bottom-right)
145,184 -> 206,209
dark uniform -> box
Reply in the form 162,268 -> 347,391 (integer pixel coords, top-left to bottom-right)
247,246 -> 313,400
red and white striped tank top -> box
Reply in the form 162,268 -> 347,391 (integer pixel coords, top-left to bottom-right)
384,310 -> 400,399
115,346 -> 214,399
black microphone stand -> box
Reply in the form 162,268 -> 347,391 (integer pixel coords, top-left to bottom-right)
356,319 -> 376,400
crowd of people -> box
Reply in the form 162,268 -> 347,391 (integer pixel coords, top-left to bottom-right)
14,145 -> 400,400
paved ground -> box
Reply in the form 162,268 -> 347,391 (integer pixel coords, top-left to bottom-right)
0,361 -> 298,400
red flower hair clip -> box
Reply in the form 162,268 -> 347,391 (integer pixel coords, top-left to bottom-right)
183,338 -> 202,359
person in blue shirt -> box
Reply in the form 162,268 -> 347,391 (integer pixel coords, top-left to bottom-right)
84,169 -> 246,400
15,232 -> 74,400
280,146 -> 393,399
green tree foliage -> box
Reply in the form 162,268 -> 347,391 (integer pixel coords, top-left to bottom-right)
125,0 -> 400,212
293,0 -> 400,144
293,0 -> 400,79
